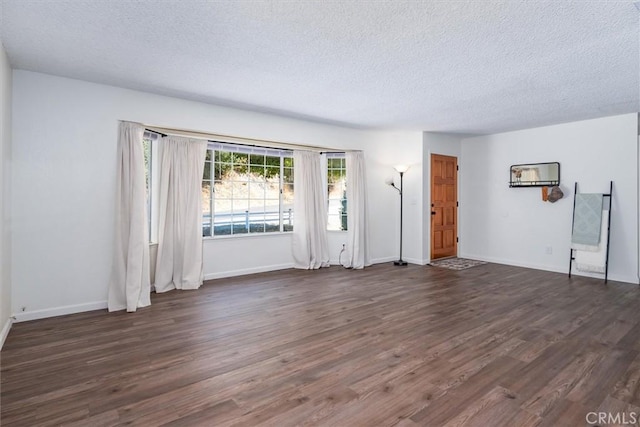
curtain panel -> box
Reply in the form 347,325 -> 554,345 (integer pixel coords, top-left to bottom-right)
108,121 -> 151,312
154,136 -> 208,292
292,150 -> 330,269
345,151 -> 371,269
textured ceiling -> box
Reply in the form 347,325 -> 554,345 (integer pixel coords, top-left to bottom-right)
0,0 -> 638,134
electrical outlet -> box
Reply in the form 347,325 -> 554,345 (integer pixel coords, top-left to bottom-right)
545,246 -> 553,255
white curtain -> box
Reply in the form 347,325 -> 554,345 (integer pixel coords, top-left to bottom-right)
108,121 -> 151,312
154,136 -> 208,292
292,150 -> 330,269
345,151 -> 371,269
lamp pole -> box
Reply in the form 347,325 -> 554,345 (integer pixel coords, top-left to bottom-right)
394,169 -> 407,266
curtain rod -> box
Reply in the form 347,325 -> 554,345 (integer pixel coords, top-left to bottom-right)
136,122 -> 353,153
146,129 -> 167,137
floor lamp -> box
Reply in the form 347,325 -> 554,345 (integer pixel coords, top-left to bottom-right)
387,165 -> 409,266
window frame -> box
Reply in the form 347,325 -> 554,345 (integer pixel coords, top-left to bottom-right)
203,142 -> 294,238
143,131 -> 160,244
326,152 -> 347,232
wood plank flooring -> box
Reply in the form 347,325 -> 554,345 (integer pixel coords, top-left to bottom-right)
2,263 -> 640,426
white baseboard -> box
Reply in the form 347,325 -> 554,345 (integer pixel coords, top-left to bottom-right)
205,258 -> 405,279
204,263 -> 294,281
371,256 -> 428,266
12,301 -> 108,323
370,256 -> 397,265
403,257 -> 429,266
460,252 -> 639,285
1,317 -> 13,350
27,255 -> 624,326
459,253 -> 565,274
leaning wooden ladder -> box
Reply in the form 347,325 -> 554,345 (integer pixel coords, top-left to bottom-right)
568,181 -> 613,284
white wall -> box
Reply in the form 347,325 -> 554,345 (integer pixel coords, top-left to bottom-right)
9,71 -> 637,324
422,132 -> 463,262
0,42 -> 12,345
460,114 -> 639,284
11,71 -> 422,320
346,131 -> 424,265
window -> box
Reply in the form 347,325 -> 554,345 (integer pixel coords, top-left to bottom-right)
327,154 -> 347,231
202,143 -> 294,237
143,131 -> 160,243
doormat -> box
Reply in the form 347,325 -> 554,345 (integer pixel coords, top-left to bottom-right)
430,257 -> 487,271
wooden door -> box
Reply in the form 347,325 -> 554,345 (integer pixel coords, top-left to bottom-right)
431,154 -> 458,259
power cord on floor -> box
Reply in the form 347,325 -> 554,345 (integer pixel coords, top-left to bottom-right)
338,244 -> 351,269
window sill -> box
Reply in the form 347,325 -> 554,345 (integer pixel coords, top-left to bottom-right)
203,232 -> 293,241
327,230 -> 348,233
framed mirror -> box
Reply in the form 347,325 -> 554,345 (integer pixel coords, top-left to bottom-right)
509,162 -> 560,187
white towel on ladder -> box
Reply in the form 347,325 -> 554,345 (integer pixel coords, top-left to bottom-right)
575,210 -> 609,274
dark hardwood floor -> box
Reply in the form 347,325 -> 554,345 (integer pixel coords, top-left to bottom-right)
2,263 -> 640,426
